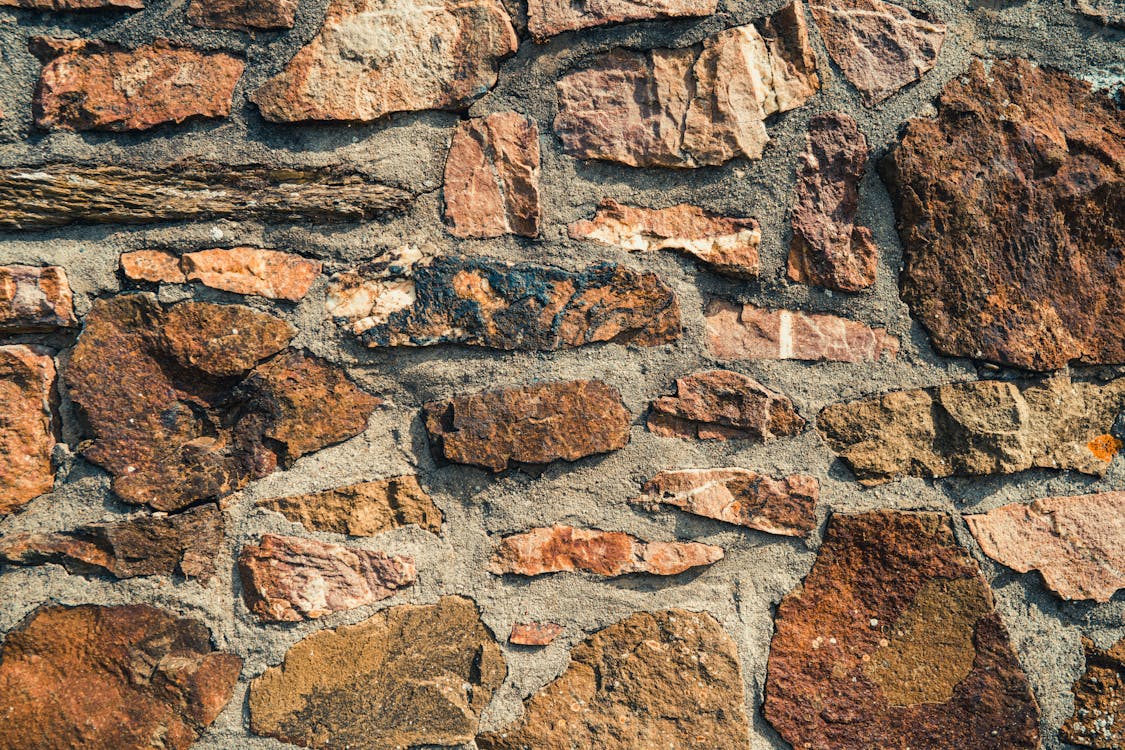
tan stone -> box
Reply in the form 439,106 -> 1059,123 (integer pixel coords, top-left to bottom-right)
0,265 -> 76,332
706,300 -> 897,361
509,622 -> 563,646
188,0 -> 296,30
528,0 -> 715,41
0,345 -> 56,515
257,476 -> 442,536
1061,637 -> 1125,749
648,369 -> 805,441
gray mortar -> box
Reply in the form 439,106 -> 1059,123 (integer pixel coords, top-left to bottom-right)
0,0 -> 1123,747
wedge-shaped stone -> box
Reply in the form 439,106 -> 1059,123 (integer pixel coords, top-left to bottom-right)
0,345 -> 57,514
257,476 -> 442,536
648,369 -> 805,440
706,300 -> 896,361
188,0 -> 296,30
122,247 -> 322,301
528,0 -> 715,41
1061,637 -> 1125,749
0,265 -> 76,332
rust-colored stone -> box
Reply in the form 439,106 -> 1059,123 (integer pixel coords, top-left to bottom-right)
648,369 -> 805,441
1061,637 -> 1125,748
0,346 -> 57,515
120,249 -> 186,284
509,622 -> 563,646
528,0 -> 715,41
123,248 -> 322,300
0,265 -> 76,332
0,0 -> 141,9
188,0 -> 296,30
257,476 -> 442,536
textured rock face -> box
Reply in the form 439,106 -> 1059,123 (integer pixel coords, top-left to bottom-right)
882,58 -> 1125,371
478,609 -> 751,749
633,467 -> 818,536
120,249 -> 185,283
257,476 -> 442,536
0,345 -> 57,515
444,112 -> 541,238
0,604 -> 242,750
1,0 -> 140,8
249,596 -> 505,748
554,2 -> 818,167
569,199 -> 760,278
528,0 -> 715,41
763,511 -> 1040,750
0,265 -> 76,332
817,376 -> 1125,486
786,112 -> 877,291
188,0 -> 296,30
423,379 -> 630,472
251,0 -> 517,122
509,622 -> 563,646
648,369 -> 805,440
31,38 -> 243,131
123,247 -> 322,301
1061,637 -> 1125,749
1077,0 -> 1125,27
966,491 -> 1125,602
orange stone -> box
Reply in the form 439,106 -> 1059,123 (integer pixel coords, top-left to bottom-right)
0,265 -> 76,332
648,369 -> 805,441
0,345 -> 57,514
509,622 -> 563,646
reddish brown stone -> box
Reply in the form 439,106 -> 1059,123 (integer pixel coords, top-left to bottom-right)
0,265 -> 76,332
0,0 -> 140,9
31,38 -> 243,132
527,0 -> 715,40
123,248 -> 321,300
647,369 -> 805,441
0,603 -> 242,750
257,476 -> 442,536
706,300 -> 897,361
0,345 -> 57,515
509,622 -> 563,646
188,0 -> 296,30
763,510 -> 1040,750
1061,637 -> 1125,748
120,249 -> 186,284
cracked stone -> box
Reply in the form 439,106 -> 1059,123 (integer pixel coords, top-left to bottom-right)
509,622 -> 563,646
123,247 -> 322,301
648,369 -> 805,441
1061,637 -> 1125,749
188,0 -> 296,30
527,0 -> 715,41
0,345 -> 57,514
257,476 -> 442,536
0,265 -> 77,332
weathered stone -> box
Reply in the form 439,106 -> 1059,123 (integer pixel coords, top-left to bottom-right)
1077,0 -> 1125,28
786,112 -> 877,291
65,295 -> 378,510
478,609 -> 751,749
0,503 -> 222,580
251,0 -> 517,122
554,2 -> 818,167
881,58 -> 1125,371
31,38 -> 243,132
1061,637 -> 1125,749
810,0 -> 945,105
444,112 -> 541,238
966,491 -> 1125,602
0,0 -> 140,10
423,379 -> 630,472
0,265 -> 76,332
817,376 -> 1125,486
632,467 -> 818,537
328,254 -> 680,350
120,249 -> 186,284
257,476 -> 442,536
0,604 -> 242,750
509,622 -> 562,646
648,369 -> 805,441
123,248 -> 321,300
762,510 -> 1040,749
528,0 -> 714,40
188,0 -> 296,30
569,199 -> 760,278
0,345 -> 56,515
249,596 -> 505,748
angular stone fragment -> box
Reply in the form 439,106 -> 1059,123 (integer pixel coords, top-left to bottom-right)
257,476 -> 442,536
762,511 -> 1040,750
648,369 -> 805,441
528,0 -> 715,41
569,199 -> 760,278
509,622 -> 563,646
188,0 -> 296,30
817,376 -> 1125,486
787,112 -> 877,291
251,0 -> 517,122
478,609 -> 751,749
423,379 -> 630,472
444,112 -> 541,238
249,596 -> 505,748
882,59 -> 1125,371
1,0 -> 140,7
123,247 -> 321,300
120,249 -> 186,283
633,467 -> 818,537
554,2 -> 818,168
0,604 -> 242,750
0,265 -> 76,332
1061,637 -> 1125,749
0,346 -> 57,514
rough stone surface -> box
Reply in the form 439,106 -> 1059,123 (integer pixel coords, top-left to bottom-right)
648,369 -> 805,441
0,604 -> 242,750
478,609 -> 751,749
257,476 -> 442,536
554,2 -> 818,167
0,0 -> 140,8
120,249 -> 185,283
527,0 -> 715,41
249,596 -> 505,748
817,376 -> 1125,486
882,58 -> 1125,371
1061,637 -> 1125,749
1077,0 -> 1125,27
188,0 -> 296,30
423,379 -> 630,472
509,622 -> 562,646
123,247 -> 321,300
0,345 -> 57,515
763,511 -> 1040,750
0,265 -> 76,332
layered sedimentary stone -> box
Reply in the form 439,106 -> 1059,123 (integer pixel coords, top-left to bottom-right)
0,345 -> 57,515
257,476 -> 442,536
423,379 -> 630,472
249,596 -> 505,748
817,376 -> 1125,486
1061,637 -> 1125,749
633,467 -> 818,536
706,300 -> 897,361
509,622 -> 563,646
648,369 -> 805,440
251,0 -> 517,122
966,491 -> 1125,602
0,604 -> 242,750
1077,0 -> 1125,27
528,0 -> 715,41
478,609 -> 751,749
122,248 -> 322,301
763,510 -> 1040,749
569,199 -> 760,278
0,265 -> 76,332
882,58 -> 1125,371
188,0 -> 296,30
1,0 -> 141,8
554,2 -> 818,167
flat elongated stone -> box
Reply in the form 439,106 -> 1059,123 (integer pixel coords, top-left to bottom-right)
123,248 -> 321,300
0,265 -> 76,332
188,0 -> 296,30
120,250 -> 186,283
763,511 -> 1040,749
249,596 -> 505,748
882,59 -> 1125,371
0,604 -> 242,750
0,0 -> 140,10
509,622 -> 562,646
554,2 -> 818,167
817,376 -> 1125,486
0,345 -> 57,514
648,369 -> 805,441
1061,637 -> 1125,749
528,0 -> 715,40
251,0 -> 517,122
478,610 -> 751,749
257,476 -> 442,536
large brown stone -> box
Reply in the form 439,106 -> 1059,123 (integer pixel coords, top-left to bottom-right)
554,2 -> 818,168
477,609 -> 751,749
0,604 -> 242,750
123,247 -> 322,300
881,58 -> 1125,371
188,0 -> 296,30
706,300 -> 897,361
528,0 -> 715,41
257,476 -> 442,536
249,596 -> 505,748
816,376 -> 1125,486
0,0 -> 140,10
1061,637 -> 1125,749
762,510 -> 1040,749
0,345 -> 57,515
0,265 -> 76,332
648,369 -> 805,441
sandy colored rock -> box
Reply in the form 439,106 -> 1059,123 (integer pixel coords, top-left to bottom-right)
817,376 -> 1125,486
251,0 -> 517,122
0,345 -> 57,515
763,510 -> 1040,749
528,0 -> 715,40
554,1 -> 818,167
0,603 -> 242,750
0,0 -> 140,8
249,596 -> 505,748
882,58 -> 1125,371
478,609 -> 751,749
509,622 -> 563,646
0,265 -> 76,332
648,369 -> 805,441
569,199 -> 760,278
188,0 -> 296,30
120,249 -> 186,283
1061,637 -> 1125,748
124,247 -> 321,300
257,475 -> 442,536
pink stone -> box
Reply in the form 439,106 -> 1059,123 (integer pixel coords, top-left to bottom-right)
527,0 -> 716,41
509,622 -> 563,646
647,370 -> 805,441
0,265 -> 76,332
